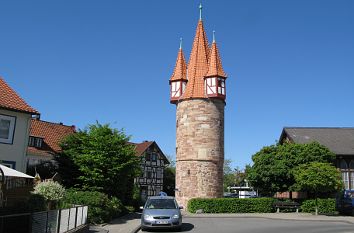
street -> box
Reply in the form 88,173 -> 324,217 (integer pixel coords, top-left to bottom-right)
138,217 -> 354,233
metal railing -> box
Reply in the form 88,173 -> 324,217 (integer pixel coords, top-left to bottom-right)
0,205 -> 88,233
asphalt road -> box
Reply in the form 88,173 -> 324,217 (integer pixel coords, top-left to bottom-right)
138,217 -> 354,233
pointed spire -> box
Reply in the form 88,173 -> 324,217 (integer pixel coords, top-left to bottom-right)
199,3 -> 203,20
179,37 -> 183,50
182,19 -> 210,99
206,35 -> 227,78
170,39 -> 187,83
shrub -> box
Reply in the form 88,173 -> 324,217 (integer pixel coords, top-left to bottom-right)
301,198 -> 336,214
32,180 -> 65,202
188,198 -> 276,213
63,190 -> 125,223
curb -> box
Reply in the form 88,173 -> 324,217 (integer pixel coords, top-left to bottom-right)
131,225 -> 141,233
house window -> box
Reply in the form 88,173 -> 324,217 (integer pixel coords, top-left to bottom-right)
147,171 -> 152,179
1,160 -> 16,169
152,153 -> 157,162
156,169 -> 162,179
350,161 -> 354,190
340,160 -> 349,190
0,114 -> 16,144
28,136 -> 44,148
145,153 -> 151,161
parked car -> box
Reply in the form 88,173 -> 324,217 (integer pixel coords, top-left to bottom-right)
336,192 -> 354,215
140,196 -> 183,231
223,193 -> 239,198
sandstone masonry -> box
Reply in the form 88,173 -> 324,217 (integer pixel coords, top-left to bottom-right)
175,99 -> 224,207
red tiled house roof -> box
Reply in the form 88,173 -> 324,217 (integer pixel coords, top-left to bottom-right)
27,119 -> 75,157
130,141 -> 170,164
0,77 -> 39,115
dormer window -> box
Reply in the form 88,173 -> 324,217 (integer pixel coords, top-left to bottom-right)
170,80 -> 187,103
205,76 -> 226,99
29,136 -> 44,148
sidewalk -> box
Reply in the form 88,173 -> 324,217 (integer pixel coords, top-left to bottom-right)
100,212 -> 141,233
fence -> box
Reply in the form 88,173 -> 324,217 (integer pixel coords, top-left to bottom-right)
0,205 -> 88,233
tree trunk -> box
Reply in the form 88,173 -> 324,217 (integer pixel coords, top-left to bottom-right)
315,192 -> 318,215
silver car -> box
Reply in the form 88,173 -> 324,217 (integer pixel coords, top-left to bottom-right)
140,196 -> 183,231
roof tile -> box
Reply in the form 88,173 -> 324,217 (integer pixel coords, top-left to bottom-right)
0,77 -> 39,115
206,42 -> 227,78
170,48 -> 187,82
181,20 -> 210,99
27,119 -> 75,157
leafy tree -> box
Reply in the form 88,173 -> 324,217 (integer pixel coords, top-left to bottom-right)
223,159 -> 235,192
163,155 -> 176,196
56,122 -> 140,203
246,142 -> 336,196
234,167 -> 247,187
293,162 -> 342,214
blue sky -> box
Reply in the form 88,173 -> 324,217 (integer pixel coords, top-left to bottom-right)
1,0 -> 353,169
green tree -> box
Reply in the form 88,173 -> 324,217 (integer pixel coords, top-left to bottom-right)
163,154 -> 176,196
223,159 -> 235,192
56,122 -> 140,203
246,142 -> 336,196
293,162 -> 342,214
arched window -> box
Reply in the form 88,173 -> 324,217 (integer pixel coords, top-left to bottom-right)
340,160 -> 349,190
349,160 -> 354,190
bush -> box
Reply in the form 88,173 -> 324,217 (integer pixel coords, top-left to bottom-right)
32,180 -> 65,202
188,198 -> 276,213
301,198 -> 336,214
63,190 -> 125,223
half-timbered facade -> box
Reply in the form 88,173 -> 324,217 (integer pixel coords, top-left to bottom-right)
132,141 -> 169,201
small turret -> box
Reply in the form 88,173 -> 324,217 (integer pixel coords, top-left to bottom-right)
204,31 -> 227,100
169,38 -> 187,104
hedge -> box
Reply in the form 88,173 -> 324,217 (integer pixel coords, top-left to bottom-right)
301,198 -> 336,214
188,198 -> 276,213
62,190 -> 125,224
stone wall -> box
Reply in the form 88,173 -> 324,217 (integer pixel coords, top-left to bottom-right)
175,98 -> 225,208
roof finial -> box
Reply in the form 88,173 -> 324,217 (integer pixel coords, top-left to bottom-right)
199,3 -> 203,20
179,38 -> 183,50
213,30 -> 216,43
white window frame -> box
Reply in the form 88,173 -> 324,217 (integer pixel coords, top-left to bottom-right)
0,114 -> 16,144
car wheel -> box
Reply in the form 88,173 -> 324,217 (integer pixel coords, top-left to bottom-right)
141,227 -> 147,232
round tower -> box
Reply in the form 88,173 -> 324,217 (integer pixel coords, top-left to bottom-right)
169,5 -> 228,208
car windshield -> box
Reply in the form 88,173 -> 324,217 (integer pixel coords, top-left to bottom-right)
145,199 -> 177,209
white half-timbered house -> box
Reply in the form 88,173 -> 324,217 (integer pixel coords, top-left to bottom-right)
132,141 -> 169,201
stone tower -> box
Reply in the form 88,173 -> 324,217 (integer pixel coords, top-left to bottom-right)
169,5 -> 228,208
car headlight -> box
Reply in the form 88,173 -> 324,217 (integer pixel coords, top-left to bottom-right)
172,214 -> 179,219
144,214 -> 153,220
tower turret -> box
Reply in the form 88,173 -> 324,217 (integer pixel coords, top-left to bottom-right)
170,4 -> 228,208
169,39 -> 187,104
204,31 -> 227,99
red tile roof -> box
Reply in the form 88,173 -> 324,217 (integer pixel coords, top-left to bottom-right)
169,48 -> 187,82
0,77 -> 39,115
205,41 -> 227,78
130,141 -> 170,164
133,141 -> 154,156
27,119 -> 75,157
181,20 -> 210,99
